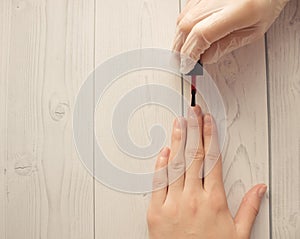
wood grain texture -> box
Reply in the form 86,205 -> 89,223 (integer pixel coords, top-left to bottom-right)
1,0 -> 95,238
267,0 -> 300,238
94,0 -> 180,238
204,43 -> 270,239
182,1 -> 270,237
1,0 -> 298,238
42,1 -> 95,238
4,0 -> 47,237
0,0 -> 11,237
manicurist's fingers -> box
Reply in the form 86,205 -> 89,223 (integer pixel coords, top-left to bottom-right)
172,0 -> 199,53
151,147 -> 170,208
173,0 -> 218,53
184,106 -> 204,192
179,5 -> 259,73
167,118 -> 187,198
201,28 -> 260,64
176,0 -> 200,25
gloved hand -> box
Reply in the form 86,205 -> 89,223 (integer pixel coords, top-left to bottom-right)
173,0 -> 289,73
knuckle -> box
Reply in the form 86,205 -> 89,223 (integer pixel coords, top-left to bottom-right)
195,149 -> 205,160
177,17 -> 192,33
163,201 -> 180,219
205,151 -> 220,161
169,159 -> 185,172
176,15 -> 183,25
188,119 -> 202,128
147,209 -> 161,226
187,197 -> 200,216
177,22 -> 188,33
152,176 -> 167,190
192,25 -> 211,48
255,28 -> 266,38
171,130 -> 182,141
185,147 -> 205,161
242,0 -> 258,11
193,24 -> 205,38
242,0 -> 265,18
208,189 -> 227,212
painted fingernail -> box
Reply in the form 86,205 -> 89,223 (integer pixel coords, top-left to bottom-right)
258,185 -> 267,198
188,106 -> 201,119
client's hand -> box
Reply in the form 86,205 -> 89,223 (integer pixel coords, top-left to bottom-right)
147,105 -> 267,239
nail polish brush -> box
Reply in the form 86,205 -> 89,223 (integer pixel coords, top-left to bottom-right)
185,60 -> 203,107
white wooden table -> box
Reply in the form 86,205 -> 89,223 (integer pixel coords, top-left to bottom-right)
0,0 -> 299,238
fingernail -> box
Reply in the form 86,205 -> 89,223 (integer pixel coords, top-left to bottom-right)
188,106 -> 201,119
258,185 -> 267,198
174,118 -> 181,129
160,147 -> 169,158
180,57 -> 196,74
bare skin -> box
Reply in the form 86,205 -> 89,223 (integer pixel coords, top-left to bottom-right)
147,105 -> 267,239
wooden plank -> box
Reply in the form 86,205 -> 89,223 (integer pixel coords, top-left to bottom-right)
267,0 -> 300,237
3,0 -> 95,238
181,3 -> 270,239
94,0 -> 180,238
0,0 -> 11,237
42,0 -> 95,238
4,1 -> 47,237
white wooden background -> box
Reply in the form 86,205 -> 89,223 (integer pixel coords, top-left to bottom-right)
0,0 -> 299,239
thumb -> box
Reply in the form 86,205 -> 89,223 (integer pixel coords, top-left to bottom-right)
234,184 -> 267,238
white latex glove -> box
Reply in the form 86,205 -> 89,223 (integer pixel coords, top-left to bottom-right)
173,0 -> 289,73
